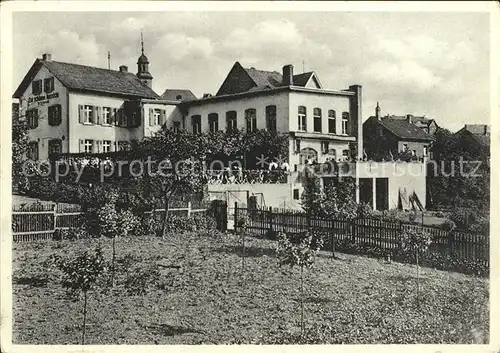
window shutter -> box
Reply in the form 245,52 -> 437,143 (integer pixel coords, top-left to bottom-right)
149,109 -> 154,126
92,106 -> 98,125
111,108 -> 117,125
79,105 -> 84,124
34,110 -> 39,128
138,107 -> 144,127
96,107 -> 102,125
112,141 -> 117,152
160,110 -> 165,125
57,104 -> 62,124
79,139 -> 84,153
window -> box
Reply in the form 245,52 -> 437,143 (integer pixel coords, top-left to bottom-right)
173,121 -> 181,132
48,104 -> 62,126
102,140 -> 111,153
28,141 -> 39,160
328,110 -> 336,134
226,111 -> 237,132
402,143 -> 409,152
44,77 -> 54,93
245,109 -> 257,132
84,139 -> 94,154
313,108 -> 322,132
103,107 -> 112,125
423,146 -> 428,156
83,105 -> 94,124
298,106 -> 307,131
48,139 -> 62,157
153,109 -> 161,126
32,80 -> 42,95
341,112 -> 349,134
192,115 -> 201,134
176,94 -> 182,100
208,113 -> 219,133
266,105 -> 277,132
321,141 -> 329,154
26,109 -> 38,129
342,149 -> 350,159
293,189 -> 300,200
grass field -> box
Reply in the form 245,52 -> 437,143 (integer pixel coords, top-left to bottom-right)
13,232 -> 489,344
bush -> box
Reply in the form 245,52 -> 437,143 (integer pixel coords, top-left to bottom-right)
116,210 -> 141,237
53,227 -> 87,241
440,219 -> 456,231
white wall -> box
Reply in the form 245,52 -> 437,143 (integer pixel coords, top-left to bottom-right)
68,92 -> 132,153
185,92 -> 290,134
20,65 -> 68,159
142,102 -> 181,137
288,91 -> 351,134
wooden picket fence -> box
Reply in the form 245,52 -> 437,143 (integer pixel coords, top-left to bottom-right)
11,202 -> 207,242
233,204 -> 489,269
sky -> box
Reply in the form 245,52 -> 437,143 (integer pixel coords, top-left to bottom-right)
12,11 -> 491,132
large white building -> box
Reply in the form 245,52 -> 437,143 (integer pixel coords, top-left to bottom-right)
13,48 -> 427,211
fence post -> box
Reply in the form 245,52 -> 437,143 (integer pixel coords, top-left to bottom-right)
351,218 -> 356,243
53,203 -> 57,233
448,230 -> 454,256
187,201 -> 192,218
269,206 -> 273,232
234,202 -> 238,232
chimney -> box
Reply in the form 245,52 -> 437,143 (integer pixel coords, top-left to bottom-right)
484,125 -> 489,135
282,64 -> 294,86
42,53 -> 52,61
375,101 -> 381,120
406,114 -> 413,124
119,65 -> 128,73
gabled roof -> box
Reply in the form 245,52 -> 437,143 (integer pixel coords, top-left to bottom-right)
243,67 -> 320,89
13,58 -> 159,99
160,89 -> 197,101
386,115 -> 434,126
216,62 -> 324,96
375,116 -> 435,141
458,124 -> 490,135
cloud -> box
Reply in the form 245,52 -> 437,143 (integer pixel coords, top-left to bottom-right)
152,33 -> 214,63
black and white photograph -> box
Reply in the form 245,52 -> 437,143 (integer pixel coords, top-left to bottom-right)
1,1 -> 498,350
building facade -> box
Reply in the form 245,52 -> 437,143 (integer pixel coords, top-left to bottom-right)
12,50 -> 189,160
181,62 -> 363,170
363,104 -> 435,161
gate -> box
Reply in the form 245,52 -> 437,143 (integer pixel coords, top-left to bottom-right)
209,200 -> 228,231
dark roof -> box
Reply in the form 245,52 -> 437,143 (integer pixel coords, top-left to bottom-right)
377,117 -> 435,141
459,124 -> 490,135
385,115 -> 434,126
471,134 -> 490,147
137,54 -> 149,64
160,89 -> 197,101
13,58 -> 159,99
243,67 -> 318,89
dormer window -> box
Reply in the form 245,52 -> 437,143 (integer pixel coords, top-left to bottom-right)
176,95 -> 182,100
32,80 -> 42,95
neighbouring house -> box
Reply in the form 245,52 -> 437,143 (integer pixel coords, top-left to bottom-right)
454,124 -> 490,158
363,103 -> 435,161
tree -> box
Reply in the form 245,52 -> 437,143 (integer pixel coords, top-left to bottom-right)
137,128 -> 208,237
276,231 -> 323,335
400,229 -> 432,307
12,102 -> 30,192
51,247 -> 107,344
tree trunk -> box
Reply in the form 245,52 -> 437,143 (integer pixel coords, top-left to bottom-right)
82,291 -> 87,345
300,265 -> 304,336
